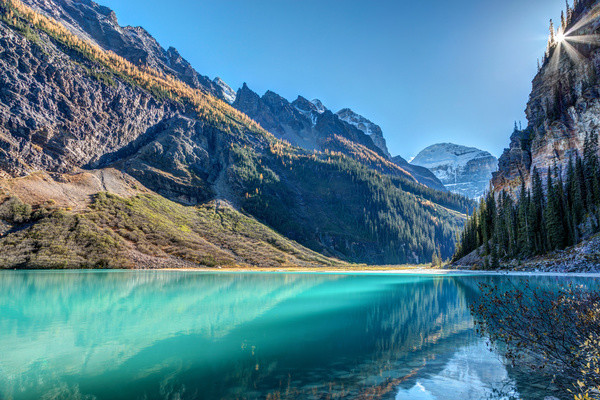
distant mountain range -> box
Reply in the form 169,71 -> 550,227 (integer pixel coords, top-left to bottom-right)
411,143 -> 498,199
222,83 -> 497,197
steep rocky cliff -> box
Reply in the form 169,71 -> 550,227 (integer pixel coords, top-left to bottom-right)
0,19 -> 178,176
213,77 -> 236,104
336,108 -> 391,157
19,0 -> 232,100
452,0 -> 600,271
411,143 -> 498,199
493,0 -> 600,192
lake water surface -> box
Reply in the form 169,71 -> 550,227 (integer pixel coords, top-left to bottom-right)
0,271 -> 594,400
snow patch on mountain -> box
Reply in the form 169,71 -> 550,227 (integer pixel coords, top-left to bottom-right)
213,77 -> 236,104
336,108 -> 390,157
291,96 -> 325,126
311,99 -> 326,114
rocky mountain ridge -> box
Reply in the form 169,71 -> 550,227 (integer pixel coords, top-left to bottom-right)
20,0 -> 233,101
232,83 -> 447,191
411,143 -> 498,199
213,77 -> 236,104
335,108 -> 391,157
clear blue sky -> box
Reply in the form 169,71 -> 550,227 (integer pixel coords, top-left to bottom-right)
100,0 -> 564,159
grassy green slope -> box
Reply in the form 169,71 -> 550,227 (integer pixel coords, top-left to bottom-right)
0,193 -> 344,269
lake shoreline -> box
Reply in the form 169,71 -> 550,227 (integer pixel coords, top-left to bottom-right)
151,267 -> 600,277
3,266 -> 600,278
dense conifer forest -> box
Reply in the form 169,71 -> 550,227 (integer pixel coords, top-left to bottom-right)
453,132 -> 600,266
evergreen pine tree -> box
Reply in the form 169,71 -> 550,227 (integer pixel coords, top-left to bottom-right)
567,155 -> 584,243
576,155 -> 588,208
517,178 -> 532,256
490,243 -> 500,269
584,132 -> 599,204
531,168 -> 545,253
556,167 -> 569,247
544,168 -> 564,250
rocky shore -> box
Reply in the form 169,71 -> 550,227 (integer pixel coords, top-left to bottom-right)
453,235 -> 600,273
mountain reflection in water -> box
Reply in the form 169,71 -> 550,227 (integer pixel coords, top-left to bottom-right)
0,271 -> 592,400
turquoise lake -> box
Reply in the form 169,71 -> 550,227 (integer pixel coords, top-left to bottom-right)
0,271 -> 594,400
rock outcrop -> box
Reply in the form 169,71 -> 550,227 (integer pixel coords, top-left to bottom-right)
0,20 -> 178,176
336,108 -> 390,157
411,143 -> 498,199
213,77 -> 236,104
492,0 -> 600,192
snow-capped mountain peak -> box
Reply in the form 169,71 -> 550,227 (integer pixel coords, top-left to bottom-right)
410,143 -> 498,199
290,96 -> 325,126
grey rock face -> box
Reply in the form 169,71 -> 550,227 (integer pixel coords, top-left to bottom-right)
493,1 -> 600,192
411,143 -> 498,198
213,77 -> 236,104
494,127 -> 532,188
292,96 -> 326,118
0,21 -> 177,175
20,0 -> 234,102
232,85 -> 385,156
108,116 -> 222,205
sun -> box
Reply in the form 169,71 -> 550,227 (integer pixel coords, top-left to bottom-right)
556,31 -> 566,43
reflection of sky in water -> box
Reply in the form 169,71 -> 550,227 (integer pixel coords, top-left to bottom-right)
0,271 -> 592,400
396,341 -> 518,400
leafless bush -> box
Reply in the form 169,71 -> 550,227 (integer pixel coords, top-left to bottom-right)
472,282 -> 600,399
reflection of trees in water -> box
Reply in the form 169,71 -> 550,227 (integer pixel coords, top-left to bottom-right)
227,275 -> 598,400
231,276 -> 478,399
0,271 -> 338,399
1,273 -> 590,400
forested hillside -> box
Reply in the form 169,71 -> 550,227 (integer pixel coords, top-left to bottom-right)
454,132 -> 600,266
